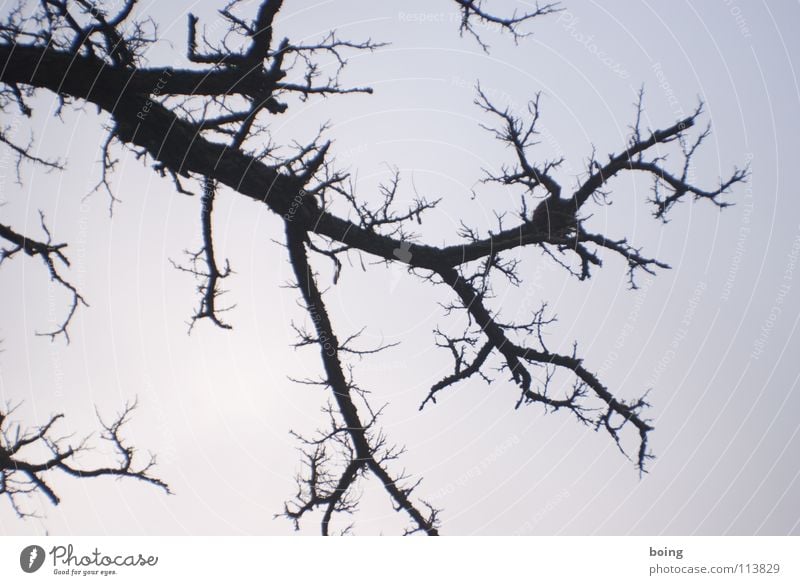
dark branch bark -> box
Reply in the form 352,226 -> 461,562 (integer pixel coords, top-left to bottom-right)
0,0 -> 747,533
0,400 -> 169,519
284,221 -> 439,535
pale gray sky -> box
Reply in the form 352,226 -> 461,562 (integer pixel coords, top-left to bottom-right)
1,0 -> 798,535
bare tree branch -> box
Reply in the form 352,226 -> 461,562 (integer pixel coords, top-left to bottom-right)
0,213 -> 87,342
453,0 -> 562,51
0,0 -> 748,533
0,399 -> 170,519
283,221 -> 439,535
171,177 -> 235,331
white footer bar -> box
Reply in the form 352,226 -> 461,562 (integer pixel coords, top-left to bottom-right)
1,536 -> 797,583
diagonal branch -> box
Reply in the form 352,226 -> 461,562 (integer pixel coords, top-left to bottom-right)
432,265 -> 653,470
284,221 -> 439,535
170,177 -> 234,331
0,213 -> 87,342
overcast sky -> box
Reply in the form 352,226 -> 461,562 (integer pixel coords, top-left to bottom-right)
1,0 -> 799,536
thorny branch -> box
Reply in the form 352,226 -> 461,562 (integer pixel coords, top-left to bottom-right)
283,221 -> 439,535
0,1 -> 748,532
453,0 -> 562,51
170,177 -> 235,331
0,399 -> 170,519
0,212 -> 87,342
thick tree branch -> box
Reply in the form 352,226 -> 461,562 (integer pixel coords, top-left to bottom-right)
284,221 -> 439,535
0,0 -> 747,533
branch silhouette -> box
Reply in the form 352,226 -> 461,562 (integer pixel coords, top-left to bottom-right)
0,0 -> 747,532
0,400 -> 170,519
